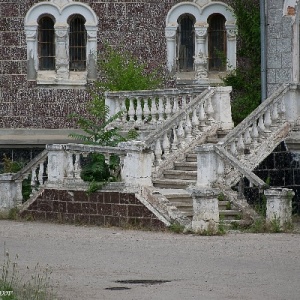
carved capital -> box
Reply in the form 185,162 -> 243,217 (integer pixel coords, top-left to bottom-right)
226,24 -> 237,38
195,26 -> 208,38
165,29 -> 177,39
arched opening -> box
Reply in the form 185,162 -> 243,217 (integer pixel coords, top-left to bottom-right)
177,14 -> 195,72
69,14 -> 87,71
208,14 -> 227,71
38,16 -> 55,70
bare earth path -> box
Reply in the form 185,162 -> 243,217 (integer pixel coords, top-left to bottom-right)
0,220 -> 300,300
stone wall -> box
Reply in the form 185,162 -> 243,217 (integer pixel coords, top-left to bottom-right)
0,0 -> 232,131
20,189 -> 166,229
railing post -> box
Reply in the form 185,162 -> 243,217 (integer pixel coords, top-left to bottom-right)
0,174 -> 23,210
212,86 -> 234,130
195,144 -> 218,188
46,144 -> 68,188
119,141 -> 153,186
285,84 -> 299,124
265,188 -> 293,228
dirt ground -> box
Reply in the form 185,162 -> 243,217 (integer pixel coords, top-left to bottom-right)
0,220 -> 300,300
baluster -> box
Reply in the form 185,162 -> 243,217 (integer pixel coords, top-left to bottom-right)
74,153 -> 81,179
177,121 -> 185,147
251,122 -> 259,148
162,132 -> 171,157
206,97 -> 214,123
244,128 -> 252,153
264,109 -> 272,132
192,108 -> 200,134
38,162 -> 44,185
128,97 -> 135,122
184,114 -> 193,142
199,103 -> 206,131
114,98 -> 122,122
237,135 -> 245,155
150,96 -> 158,124
171,126 -> 179,151
279,98 -> 286,121
271,102 -> 279,126
165,96 -> 172,119
66,152 -> 74,178
182,95 -> 187,108
230,140 -> 238,156
158,96 -> 164,122
154,139 -> 162,164
120,99 -> 127,123
258,115 -> 265,133
217,156 -> 225,183
172,96 -> 179,114
31,167 -> 37,189
143,98 -> 151,123
135,97 -> 143,124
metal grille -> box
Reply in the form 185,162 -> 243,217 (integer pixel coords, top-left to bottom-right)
69,15 -> 87,71
178,15 -> 195,72
38,17 -> 55,70
208,14 -> 226,71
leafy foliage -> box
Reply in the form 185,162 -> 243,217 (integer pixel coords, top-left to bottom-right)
223,0 -> 261,124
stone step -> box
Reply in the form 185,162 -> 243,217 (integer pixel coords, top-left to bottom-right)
218,200 -> 231,210
219,210 -> 242,220
173,161 -> 197,171
153,179 -> 196,189
163,170 -> 197,180
186,153 -> 197,162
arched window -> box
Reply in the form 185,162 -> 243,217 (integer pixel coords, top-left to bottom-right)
208,14 -> 227,71
38,16 -> 55,70
69,15 -> 87,71
177,14 -> 195,71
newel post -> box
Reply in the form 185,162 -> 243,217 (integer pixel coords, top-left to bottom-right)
0,174 -> 23,210
211,86 -> 234,130
188,144 -> 219,233
119,141 -> 153,186
46,144 -> 67,188
264,188 -> 293,228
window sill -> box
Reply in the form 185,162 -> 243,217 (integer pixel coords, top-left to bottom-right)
37,71 -> 88,86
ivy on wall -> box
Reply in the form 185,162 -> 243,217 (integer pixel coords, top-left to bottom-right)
224,0 -> 261,125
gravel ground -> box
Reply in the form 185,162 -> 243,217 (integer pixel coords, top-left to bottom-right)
0,220 -> 300,300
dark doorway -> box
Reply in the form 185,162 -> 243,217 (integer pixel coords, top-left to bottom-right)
177,14 -> 195,72
208,14 -> 227,71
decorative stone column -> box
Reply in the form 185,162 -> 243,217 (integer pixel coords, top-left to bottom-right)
165,26 -> 177,72
86,25 -> 98,80
0,174 -> 23,211
25,24 -> 37,80
194,24 -> 208,62
46,144 -> 68,188
55,24 -> 69,80
212,86 -> 234,130
265,188 -> 293,228
195,144 -> 218,188
226,23 -> 237,70
188,186 -> 219,233
119,141 -> 153,186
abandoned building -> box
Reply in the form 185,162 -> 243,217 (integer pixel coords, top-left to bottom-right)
0,0 -> 300,231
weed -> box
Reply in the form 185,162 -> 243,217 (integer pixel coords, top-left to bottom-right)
226,202 -> 231,210
168,222 -> 185,234
230,221 -> 240,230
268,217 -> 281,233
217,193 -> 226,201
8,208 -> 19,220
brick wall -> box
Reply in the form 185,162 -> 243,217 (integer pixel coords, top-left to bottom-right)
20,189 -> 166,229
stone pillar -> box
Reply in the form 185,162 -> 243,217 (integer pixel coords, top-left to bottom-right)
226,23 -> 237,70
0,174 -> 23,210
265,188 -> 293,228
212,86 -> 234,130
285,83 -> 299,124
195,24 -> 208,59
119,141 -> 153,186
55,24 -> 69,80
86,25 -> 98,80
46,144 -> 67,188
24,24 -> 37,80
165,26 -> 177,72
195,144 -> 218,188
188,187 -> 219,233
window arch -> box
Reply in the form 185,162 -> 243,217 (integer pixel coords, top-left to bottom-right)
208,14 -> 226,71
177,14 -> 195,71
69,15 -> 87,71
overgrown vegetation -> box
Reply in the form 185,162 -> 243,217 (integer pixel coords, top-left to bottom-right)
0,249 -> 57,300
224,0 -> 261,124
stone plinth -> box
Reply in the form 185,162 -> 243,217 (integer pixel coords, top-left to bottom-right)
0,174 -> 23,210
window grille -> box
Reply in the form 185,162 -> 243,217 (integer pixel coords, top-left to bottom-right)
38,16 -> 55,70
69,15 -> 87,71
178,14 -> 195,72
208,14 -> 227,71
